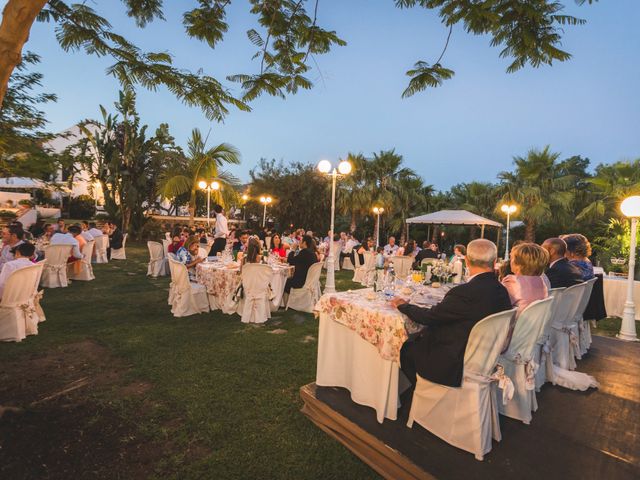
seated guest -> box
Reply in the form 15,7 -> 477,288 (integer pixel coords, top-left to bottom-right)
355,237 -> 374,265
413,241 -> 439,268
176,237 -> 204,281
541,237 -> 583,288
391,239 -> 512,387
397,239 -> 417,258
383,236 -> 399,256
234,230 -> 250,252
450,244 -> 466,263
285,235 -> 318,294
501,243 -> 550,316
0,242 -> 35,299
88,222 -> 103,238
43,224 -> 55,241
0,224 -> 25,269
561,233 -> 595,280
340,233 -> 358,267
168,233 -> 184,254
51,225 -> 84,262
107,221 -> 123,259
80,221 -> 94,242
243,236 -> 262,265
53,219 -> 66,233
270,233 -> 287,258
29,220 -> 46,239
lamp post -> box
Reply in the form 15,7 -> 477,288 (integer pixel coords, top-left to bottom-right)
500,204 -> 517,260
259,195 -> 272,227
618,195 -> 640,341
198,180 -> 220,225
373,207 -> 384,248
241,194 -> 249,221
318,159 -> 353,294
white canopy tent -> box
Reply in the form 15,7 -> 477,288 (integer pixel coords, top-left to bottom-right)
405,209 -> 502,239
0,177 -> 50,190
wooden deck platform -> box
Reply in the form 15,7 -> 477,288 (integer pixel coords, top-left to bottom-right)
300,335 -> 640,480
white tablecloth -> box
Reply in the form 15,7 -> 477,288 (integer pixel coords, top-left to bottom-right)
315,287 -> 447,423
603,277 -> 640,320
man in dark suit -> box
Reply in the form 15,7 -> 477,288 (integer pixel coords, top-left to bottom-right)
413,241 -> 439,268
391,239 -> 512,388
285,235 -> 318,293
542,237 -> 584,288
107,221 -> 123,259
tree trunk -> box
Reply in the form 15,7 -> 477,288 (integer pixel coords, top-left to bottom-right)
524,219 -> 536,242
188,187 -> 196,225
0,0 -> 48,108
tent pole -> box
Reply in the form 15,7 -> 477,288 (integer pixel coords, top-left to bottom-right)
427,225 -> 431,242
481,224 -> 485,238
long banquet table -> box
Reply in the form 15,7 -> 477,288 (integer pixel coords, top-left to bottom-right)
314,286 -> 448,423
196,261 -> 293,314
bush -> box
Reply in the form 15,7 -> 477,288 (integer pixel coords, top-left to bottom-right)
0,210 -> 17,218
69,195 -> 96,219
138,218 -> 165,241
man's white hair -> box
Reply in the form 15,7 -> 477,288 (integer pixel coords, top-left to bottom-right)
466,239 -> 497,268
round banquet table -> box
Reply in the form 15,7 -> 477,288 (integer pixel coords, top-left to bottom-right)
603,276 -> 640,320
196,261 -> 293,314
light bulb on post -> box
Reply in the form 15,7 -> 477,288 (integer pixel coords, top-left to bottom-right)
266,196 -> 272,204
242,194 -> 249,202
621,196 -> 640,218
211,181 -> 220,191
618,195 -> 640,341
501,204 -> 517,214
198,180 -> 207,190
260,196 -> 266,203
317,160 -> 332,174
338,160 -> 352,175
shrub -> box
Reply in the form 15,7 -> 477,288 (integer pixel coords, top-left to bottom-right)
69,195 -> 96,219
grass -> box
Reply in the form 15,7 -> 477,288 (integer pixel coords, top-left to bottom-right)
0,243 -> 376,480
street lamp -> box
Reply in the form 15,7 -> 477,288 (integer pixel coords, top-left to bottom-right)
198,180 -> 221,225
618,195 -> 640,341
318,158 -> 352,294
259,195 -> 272,227
373,206 -> 385,248
241,194 -> 249,221
500,204 -> 517,260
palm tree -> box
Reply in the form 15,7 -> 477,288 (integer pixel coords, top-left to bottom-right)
158,129 -> 241,223
336,153 -> 372,233
497,146 -> 574,242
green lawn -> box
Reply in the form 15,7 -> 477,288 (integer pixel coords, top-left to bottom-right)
0,243 -> 374,479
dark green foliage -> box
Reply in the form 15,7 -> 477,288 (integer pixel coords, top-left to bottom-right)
68,194 -> 96,219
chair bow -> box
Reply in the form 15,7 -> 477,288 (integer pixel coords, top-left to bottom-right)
563,327 -> 579,348
492,364 -> 515,404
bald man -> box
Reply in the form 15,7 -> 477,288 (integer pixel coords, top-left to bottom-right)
391,239 -> 512,388
541,237 -> 584,288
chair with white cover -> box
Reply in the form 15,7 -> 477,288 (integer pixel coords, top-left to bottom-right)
391,256 -> 413,281
407,307 -> 517,461
534,287 -> 565,390
497,297 -> 554,424
161,239 -> 171,257
361,251 -> 377,287
551,282 -> 586,370
110,233 -> 128,260
147,241 -> 168,277
93,235 -> 109,264
69,240 -> 95,281
452,260 -> 464,284
331,241 -> 342,271
575,277 -> 597,357
0,263 -> 44,341
286,262 -> 322,313
238,263 -> 273,324
352,251 -> 364,283
40,244 -> 72,288
167,257 -> 210,317
198,246 -> 208,259
421,258 -> 438,267
32,263 -> 46,323
342,254 -> 354,271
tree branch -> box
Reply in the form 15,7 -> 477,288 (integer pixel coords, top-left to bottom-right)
435,24 -> 453,65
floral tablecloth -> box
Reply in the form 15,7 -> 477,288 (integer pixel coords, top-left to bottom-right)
315,287 -> 449,363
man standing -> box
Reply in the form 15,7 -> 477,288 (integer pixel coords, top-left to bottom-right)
391,239 -> 512,387
107,221 -> 123,259
208,204 -> 229,256
542,237 -> 584,288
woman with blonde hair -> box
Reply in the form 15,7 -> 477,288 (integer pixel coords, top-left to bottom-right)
501,242 -> 550,315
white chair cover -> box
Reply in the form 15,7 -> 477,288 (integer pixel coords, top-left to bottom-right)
198,246 -> 208,259
161,239 -> 171,257
239,263 -> 273,324
329,242 -> 342,271
342,255 -> 354,271
40,244 -> 72,288
392,256 -> 413,281
551,283 -> 586,370
407,308 -> 517,461
167,257 -> 210,317
534,287 -> 564,390
0,263 -> 44,342
93,235 -> 109,263
111,233 -> 128,260
575,277 -> 597,356
497,297 -> 554,424
287,262 -> 322,313
361,251 -> 376,287
32,263 -> 46,323
147,241 -> 168,277
452,260 -> 464,284
352,250 -> 364,283
69,240 -> 95,281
